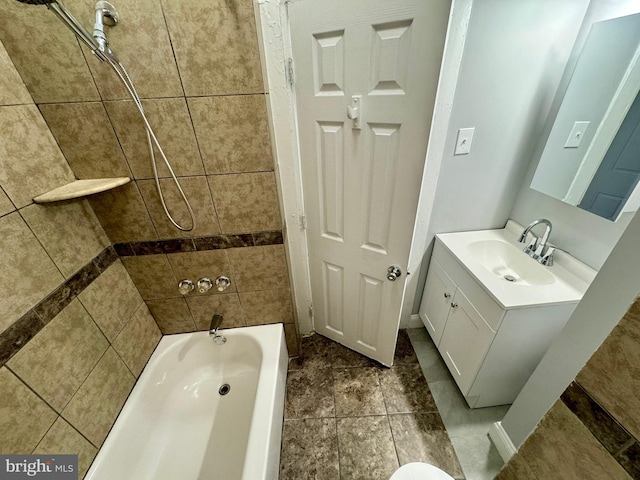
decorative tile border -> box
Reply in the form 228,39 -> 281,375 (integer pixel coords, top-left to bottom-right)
0,231 -> 284,367
114,230 -> 283,257
0,247 -> 118,367
561,381 -> 640,478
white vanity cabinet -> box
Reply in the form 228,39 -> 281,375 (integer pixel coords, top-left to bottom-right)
419,238 -> 578,408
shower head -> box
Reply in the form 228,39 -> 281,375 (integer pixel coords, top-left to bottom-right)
15,0 -> 111,61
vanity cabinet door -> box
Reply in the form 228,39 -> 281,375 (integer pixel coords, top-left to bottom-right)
438,289 -> 496,395
419,259 -> 457,346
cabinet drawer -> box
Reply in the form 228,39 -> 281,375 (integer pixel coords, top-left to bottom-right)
433,239 -> 505,330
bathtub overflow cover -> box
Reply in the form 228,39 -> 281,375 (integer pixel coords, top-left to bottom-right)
219,384 -> 231,396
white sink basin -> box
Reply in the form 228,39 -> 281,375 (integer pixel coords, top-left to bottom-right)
467,239 -> 555,287
436,221 -> 596,308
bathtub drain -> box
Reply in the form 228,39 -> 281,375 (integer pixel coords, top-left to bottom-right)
219,384 -> 231,396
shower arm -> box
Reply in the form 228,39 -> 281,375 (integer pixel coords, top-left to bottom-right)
47,1 -> 108,62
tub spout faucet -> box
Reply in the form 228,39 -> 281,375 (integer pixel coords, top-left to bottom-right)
518,219 -> 553,264
209,314 -> 226,344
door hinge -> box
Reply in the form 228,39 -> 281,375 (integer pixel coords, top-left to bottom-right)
287,57 -> 294,87
299,214 -> 306,230
308,304 -> 314,319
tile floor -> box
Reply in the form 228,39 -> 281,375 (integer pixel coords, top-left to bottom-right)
407,327 -> 508,480
280,327 -> 508,480
280,330 -> 465,480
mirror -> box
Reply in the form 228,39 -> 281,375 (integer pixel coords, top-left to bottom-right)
530,13 -> 640,221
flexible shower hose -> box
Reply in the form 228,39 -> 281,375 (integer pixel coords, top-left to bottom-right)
104,54 -> 196,232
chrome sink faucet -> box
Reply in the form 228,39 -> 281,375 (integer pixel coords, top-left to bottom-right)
518,219 -> 554,265
209,314 -> 226,344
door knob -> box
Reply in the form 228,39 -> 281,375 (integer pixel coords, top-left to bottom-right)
387,266 -> 402,281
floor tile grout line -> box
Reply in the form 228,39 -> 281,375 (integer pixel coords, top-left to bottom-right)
385,412 -> 403,470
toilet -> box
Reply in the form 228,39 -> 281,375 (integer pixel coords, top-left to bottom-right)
390,462 -> 455,480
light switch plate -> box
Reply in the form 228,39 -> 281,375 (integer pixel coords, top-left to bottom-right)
564,121 -> 590,148
455,127 -> 475,155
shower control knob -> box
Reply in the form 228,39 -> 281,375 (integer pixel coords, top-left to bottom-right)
387,266 -> 402,281
215,276 -> 231,292
197,277 -> 213,294
178,279 -> 194,295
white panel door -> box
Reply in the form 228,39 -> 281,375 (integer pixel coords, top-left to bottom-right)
290,0 -> 450,366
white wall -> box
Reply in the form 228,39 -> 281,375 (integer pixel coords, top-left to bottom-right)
426,0 -> 589,236
412,0 -> 590,312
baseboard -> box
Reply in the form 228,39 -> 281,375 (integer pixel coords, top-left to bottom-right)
400,314 -> 424,329
489,421 -> 516,463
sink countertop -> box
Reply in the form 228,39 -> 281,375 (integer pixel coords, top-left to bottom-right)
435,220 -> 597,309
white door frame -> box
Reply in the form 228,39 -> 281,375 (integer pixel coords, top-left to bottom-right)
254,0 -> 473,335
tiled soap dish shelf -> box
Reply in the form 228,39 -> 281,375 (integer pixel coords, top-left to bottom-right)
33,177 -> 130,203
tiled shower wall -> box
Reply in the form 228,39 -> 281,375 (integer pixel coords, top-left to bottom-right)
496,296 -> 640,479
0,0 -> 298,353
0,39 -> 162,476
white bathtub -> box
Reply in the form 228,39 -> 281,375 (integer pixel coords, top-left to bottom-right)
86,324 -> 288,480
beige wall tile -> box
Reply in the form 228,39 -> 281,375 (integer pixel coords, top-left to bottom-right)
8,300 -> 109,412
0,105 -> 75,208
33,417 -> 97,478
112,304 -> 161,377
0,367 -> 57,454
62,347 -> 135,447
284,323 -> 300,357
105,98 -> 204,179
188,95 -> 273,174
122,254 -> 179,300
0,1 -> 99,103
38,102 -> 130,179
187,293 -> 246,330
147,298 -> 196,334
138,177 -> 220,239
515,401 -> 631,480
577,298 -> 640,440
0,39 -> 32,105
227,245 -> 290,292
88,182 -> 158,243
21,200 -> 110,278
0,187 -> 15,216
208,172 -> 281,234
495,454 -> 539,480
162,0 -> 264,96
241,288 -> 294,326
0,212 -> 64,334
167,250 -> 235,294
79,260 -> 144,342
68,0 -> 183,100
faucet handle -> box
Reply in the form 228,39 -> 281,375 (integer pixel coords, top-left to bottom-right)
540,246 -> 556,266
